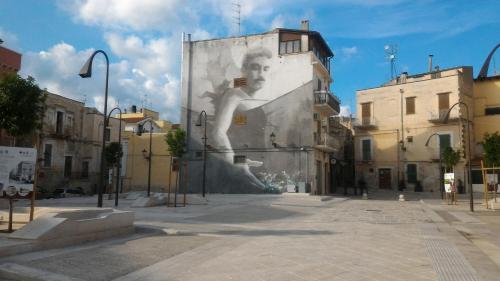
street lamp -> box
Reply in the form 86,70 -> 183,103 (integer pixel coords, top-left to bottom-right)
79,50 -> 109,208
195,111 -> 207,198
137,120 -> 154,197
425,133 -> 444,199
443,101 -> 474,212
107,107 -> 122,206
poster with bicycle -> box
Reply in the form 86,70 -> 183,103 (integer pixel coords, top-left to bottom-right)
0,146 -> 37,199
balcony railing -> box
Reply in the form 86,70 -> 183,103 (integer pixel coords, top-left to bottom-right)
314,133 -> 341,152
354,117 -> 377,129
314,90 -> 340,113
428,109 -> 460,123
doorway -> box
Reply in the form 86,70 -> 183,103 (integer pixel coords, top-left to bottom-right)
378,168 -> 392,189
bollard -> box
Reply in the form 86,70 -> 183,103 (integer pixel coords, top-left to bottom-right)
362,192 -> 368,200
399,194 -> 405,201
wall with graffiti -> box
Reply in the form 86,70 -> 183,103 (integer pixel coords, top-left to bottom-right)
181,33 -> 315,193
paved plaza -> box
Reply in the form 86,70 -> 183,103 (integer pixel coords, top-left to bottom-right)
1,192 -> 500,281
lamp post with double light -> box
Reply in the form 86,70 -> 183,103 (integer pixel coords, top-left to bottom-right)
443,101 -> 473,212
79,50 -> 109,208
195,111 -> 207,198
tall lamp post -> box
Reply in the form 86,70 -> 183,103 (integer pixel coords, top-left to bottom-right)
107,107 -> 122,206
138,119 -> 154,197
443,101 -> 473,212
79,50 -> 109,208
195,111 -> 207,198
425,133 -> 444,199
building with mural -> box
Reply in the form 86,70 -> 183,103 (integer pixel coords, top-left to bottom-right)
181,21 -> 347,195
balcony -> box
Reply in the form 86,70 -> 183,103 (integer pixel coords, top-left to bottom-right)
428,110 -> 460,124
314,133 -> 341,153
354,117 -> 377,130
314,90 -> 340,114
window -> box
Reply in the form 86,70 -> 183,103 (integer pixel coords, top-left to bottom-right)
81,161 -> 89,178
362,139 -> 372,161
407,136 -> 413,143
43,144 -> 52,167
407,164 -> 417,184
406,97 -> 415,115
234,78 -> 247,88
361,103 -> 371,125
317,79 -> 322,91
234,155 -> 246,164
64,156 -> 72,178
485,107 -> 500,115
56,111 -> 64,134
279,40 -> 301,55
439,134 -> 451,155
438,93 -> 450,118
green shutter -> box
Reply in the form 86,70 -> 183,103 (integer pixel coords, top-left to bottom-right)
407,164 -> 417,183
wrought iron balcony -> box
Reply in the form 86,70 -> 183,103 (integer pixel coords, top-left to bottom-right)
314,90 -> 340,113
314,133 -> 341,152
354,117 -> 377,130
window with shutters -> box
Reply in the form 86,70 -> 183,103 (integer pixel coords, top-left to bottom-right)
438,93 -> 450,118
439,134 -> 451,155
361,103 -> 371,125
407,164 -> 417,183
406,97 -> 415,115
361,139 -> 372,161
43,144 -> 52,167
234,78 -> 247,88
279,40 -> 301,55
233,155 -> 246,164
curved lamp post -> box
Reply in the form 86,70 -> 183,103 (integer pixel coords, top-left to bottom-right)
79,50 -> 109,208
138,119 -> 154,197
107,107 -> 122,206
425,133 -> 444,199
195,111 -> 207,198
443,101 -> 473,212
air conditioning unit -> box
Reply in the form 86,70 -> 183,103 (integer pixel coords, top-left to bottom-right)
313,113 -> 320,121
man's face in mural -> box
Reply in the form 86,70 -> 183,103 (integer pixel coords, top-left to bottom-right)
243,56 -> 271,94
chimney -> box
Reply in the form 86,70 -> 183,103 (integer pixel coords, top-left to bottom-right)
401,72 -> 408,83
435,66 -> 440,72
428,55 -> 433,72
301,20 -> 309,31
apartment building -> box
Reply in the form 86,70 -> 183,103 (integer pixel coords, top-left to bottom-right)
181,21 -> 347,195
354,66 -> 474,192
39,93 -> 122,194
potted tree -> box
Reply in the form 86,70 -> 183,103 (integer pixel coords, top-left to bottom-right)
165,128 -> 187,206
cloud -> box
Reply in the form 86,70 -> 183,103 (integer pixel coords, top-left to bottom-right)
0,26 -> 19,49
21,42 -> 181,121
339,105 -> 352,117
270,15 -> 285,29
340,46 -> 358,59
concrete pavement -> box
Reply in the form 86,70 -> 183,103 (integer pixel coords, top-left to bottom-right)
0,192 -> 499,280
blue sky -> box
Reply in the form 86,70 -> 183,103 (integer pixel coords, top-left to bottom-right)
1,0 -> 499,121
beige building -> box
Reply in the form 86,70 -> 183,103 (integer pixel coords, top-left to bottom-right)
354,67 -> 474,192
39,93 -> 122,194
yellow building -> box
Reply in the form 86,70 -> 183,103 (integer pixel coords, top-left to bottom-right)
354,67 -> 474,192
118,106 -> 181,193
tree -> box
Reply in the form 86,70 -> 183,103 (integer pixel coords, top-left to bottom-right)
0,73 -> 46,143
104,142 -> 123,168
442,146 -> 461,172
165,128 -> 186,158
482,132 -> 500,167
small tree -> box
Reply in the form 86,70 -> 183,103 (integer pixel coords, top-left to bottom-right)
482,132 -> 500,167
0,73 -> 46,145
442,146 -> 461,172
104,142 -> 123,168
165,128 -> 186,158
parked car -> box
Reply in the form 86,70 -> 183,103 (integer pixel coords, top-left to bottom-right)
52,187 -> 85,198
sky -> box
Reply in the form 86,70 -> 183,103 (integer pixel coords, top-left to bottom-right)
0,0 -> 499,121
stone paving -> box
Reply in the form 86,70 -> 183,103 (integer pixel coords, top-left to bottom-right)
1,192 -> 499,280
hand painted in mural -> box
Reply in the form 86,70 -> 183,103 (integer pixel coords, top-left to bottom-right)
211,47 -> 272,188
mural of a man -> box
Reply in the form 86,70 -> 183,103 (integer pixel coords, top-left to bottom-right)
212,47 -> 272,188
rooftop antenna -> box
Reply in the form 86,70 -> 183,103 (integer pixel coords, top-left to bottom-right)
232,1 -> 241,36
384,44 -> 398,80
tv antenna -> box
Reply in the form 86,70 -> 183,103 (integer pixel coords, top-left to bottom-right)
384,44 -> 398,80
232,1 -> 241,35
